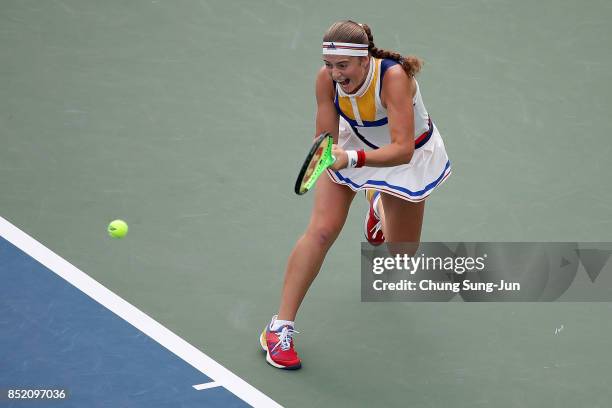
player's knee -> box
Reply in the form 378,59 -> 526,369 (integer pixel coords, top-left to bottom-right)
307,224 -> 341,248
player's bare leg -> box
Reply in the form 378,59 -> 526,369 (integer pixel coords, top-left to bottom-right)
277,175 -> 355,321
379,192 -> 425,255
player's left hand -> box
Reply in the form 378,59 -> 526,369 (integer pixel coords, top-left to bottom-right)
330,144 -> 348,170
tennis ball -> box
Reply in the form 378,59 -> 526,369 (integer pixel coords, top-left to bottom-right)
108,219 -> 128,238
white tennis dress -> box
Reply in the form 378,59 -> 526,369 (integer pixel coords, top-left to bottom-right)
326,57 -> 451,202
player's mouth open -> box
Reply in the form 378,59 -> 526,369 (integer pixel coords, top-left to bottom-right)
339,79 -> 350,87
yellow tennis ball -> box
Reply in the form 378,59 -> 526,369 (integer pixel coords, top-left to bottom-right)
108,219 -> 128,238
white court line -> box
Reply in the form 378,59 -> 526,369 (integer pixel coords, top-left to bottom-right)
0,215 -> 282,408
193,382 -> 222,391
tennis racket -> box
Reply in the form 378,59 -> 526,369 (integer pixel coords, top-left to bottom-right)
294,133 -> 336,195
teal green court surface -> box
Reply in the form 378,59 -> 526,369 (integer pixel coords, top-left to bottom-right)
1,0 -> 612,407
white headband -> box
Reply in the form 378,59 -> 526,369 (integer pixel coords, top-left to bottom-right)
322,41 -> 369,56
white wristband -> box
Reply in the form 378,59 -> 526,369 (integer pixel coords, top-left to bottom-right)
346,150 -> 358,168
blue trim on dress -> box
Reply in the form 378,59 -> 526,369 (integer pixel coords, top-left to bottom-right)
379,59 -> 399,96
350,125 -> 380,149
332,160 -> 451,197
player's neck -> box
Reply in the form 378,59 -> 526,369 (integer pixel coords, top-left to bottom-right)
346,58 -> 371,95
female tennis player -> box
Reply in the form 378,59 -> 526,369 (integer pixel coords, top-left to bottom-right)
260,20 -> 451,369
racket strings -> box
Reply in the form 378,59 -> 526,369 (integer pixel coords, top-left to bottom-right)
302,141 -> 332,190
295,133 -> 334,195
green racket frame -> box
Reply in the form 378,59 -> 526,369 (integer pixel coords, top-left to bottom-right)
294,133 -> 336,195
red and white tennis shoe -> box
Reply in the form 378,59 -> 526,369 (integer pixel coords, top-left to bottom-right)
364,190 -> 384,245
259,316 -> 301,370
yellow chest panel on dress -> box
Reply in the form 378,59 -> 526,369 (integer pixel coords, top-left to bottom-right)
336,58 -> 382,124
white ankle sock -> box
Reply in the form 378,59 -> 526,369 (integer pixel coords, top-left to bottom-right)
270,317 -> 294,331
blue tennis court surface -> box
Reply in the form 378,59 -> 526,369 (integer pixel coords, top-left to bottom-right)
0,218 -> 279,407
